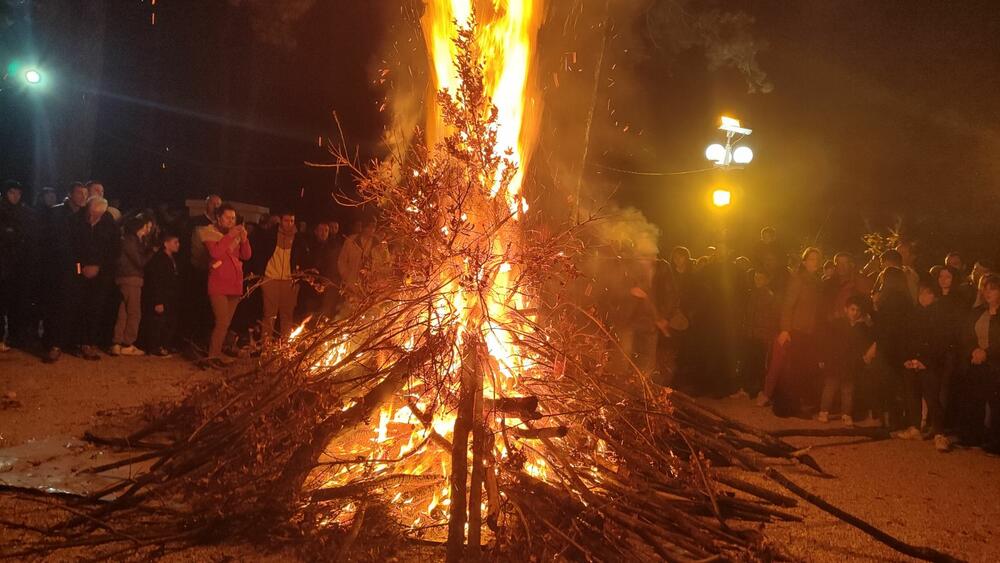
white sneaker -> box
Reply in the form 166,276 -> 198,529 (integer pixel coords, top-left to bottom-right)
729,389 -> 750,400
817,411 -> 830,423
934,434 -> 951,452
842,415 -> 854,427
109,344 -> 122,356
120,345 -> 145,356
755,393 -> 771,407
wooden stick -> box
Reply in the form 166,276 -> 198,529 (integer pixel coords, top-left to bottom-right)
764,467 -> 963,563
446,340 -> 479,563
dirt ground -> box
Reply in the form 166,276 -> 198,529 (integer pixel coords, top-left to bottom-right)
2,348 -> 999,561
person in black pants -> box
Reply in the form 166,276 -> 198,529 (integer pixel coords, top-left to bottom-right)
38,184 -> 90,361
71,196 -> 119,360
955,273 -> 1000,451
142,233 -> 181,356
896,284 -> 950,449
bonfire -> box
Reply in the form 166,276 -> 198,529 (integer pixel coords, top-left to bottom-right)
0,2 -> 960,562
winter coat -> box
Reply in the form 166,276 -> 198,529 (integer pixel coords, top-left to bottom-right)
73,211 -> 120,274
780,270 -> 822,334
203,226 -> 252,296
116,233 -> 153,282
247,228 -> 307,277
825,318 -> 874,373
903,302 -> 949,370
872,290 -> 912,366
144,250 -> 180,309
745,286 -> 779,342
959,305 -> 1000,371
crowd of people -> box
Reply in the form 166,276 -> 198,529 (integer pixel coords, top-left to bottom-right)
0,179 -> 381,369
645,227 -> 1000,454
4,178 -> 999,454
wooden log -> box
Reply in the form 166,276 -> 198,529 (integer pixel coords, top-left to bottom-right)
467,355 -> 487,559
446,340 -> 479,563
769,427 -> 891,439
270,345 -> 432,512
764,467 -> 963,563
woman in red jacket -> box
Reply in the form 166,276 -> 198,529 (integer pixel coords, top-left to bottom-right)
202,204 -> 251,366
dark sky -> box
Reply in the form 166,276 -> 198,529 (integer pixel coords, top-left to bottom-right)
2,0 -> 999,259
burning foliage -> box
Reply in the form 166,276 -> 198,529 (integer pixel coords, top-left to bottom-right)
0,7 -> 961,563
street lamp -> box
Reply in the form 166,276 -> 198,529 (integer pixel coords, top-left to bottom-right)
705,116 -> 753,168
712,189 -> 732,208
23,68 -> 42,85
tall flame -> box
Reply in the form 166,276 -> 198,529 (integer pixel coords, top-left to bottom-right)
421,0 -> 543,217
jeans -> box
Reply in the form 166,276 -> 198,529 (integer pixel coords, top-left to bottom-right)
113,280 -> 142,346
820,365 -> 856,416
209,294 -> 240,358
261,278 -> 299,339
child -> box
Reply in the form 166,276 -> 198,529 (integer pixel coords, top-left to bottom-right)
742,269 -> 778,401
142,233 -> 181,357
819,295 -> 875,425
897,284 -> 950,451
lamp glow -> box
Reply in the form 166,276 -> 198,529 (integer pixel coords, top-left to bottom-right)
732,146 -> 753,164
712,189 -> 732,208
24,69 -> 42,84
705,143 -> 726,163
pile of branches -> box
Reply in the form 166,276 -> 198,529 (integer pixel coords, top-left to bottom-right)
1,26 -> 959,563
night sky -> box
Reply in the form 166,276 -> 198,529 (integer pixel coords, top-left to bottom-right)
2,0 -> 999,262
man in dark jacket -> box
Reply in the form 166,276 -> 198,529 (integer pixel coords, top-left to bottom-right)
142,233 -> 181,356
39,182 -> 89,362
248,211 -> 307,341
0,180 -> 39,350
72,196 -> 120,360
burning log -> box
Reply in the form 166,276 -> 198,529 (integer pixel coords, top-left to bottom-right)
0,13 -> 962,563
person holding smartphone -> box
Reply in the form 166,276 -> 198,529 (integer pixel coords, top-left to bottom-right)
202,203 -> 251,368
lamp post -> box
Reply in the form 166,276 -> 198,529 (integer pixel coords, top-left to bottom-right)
23,68 -> 42,85
705,116 -> 753,169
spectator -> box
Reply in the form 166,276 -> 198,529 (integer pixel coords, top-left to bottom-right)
73,196 -> 120,360
0,181 -> 38,350
85,181 -> 122,222
944,252 -> 966,279
249,210 -> 306,341
819,295 -> 875,426
338,219 -> 379,311
897,284 -> 949,449
111,215 -> 154,356
823,252 -> 873,321
968,259 -> 994,308
871,266 -> 913,428
142,232 -> 181,357
187,194 -> 222,345
39,182 -> 89,362
741,269 -> 778,401
822,260 -> 835,280
876,249 -> 917,303
767,247 -> 824,417
954,273 -> 1000,451
37,186 -> 59,209
931,264 -> 965,429
751,226 -> 786,276
203,204 -> 251,367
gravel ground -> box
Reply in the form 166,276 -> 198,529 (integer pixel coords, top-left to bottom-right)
701,396 -> 1000,562
2,349 -> 998,561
